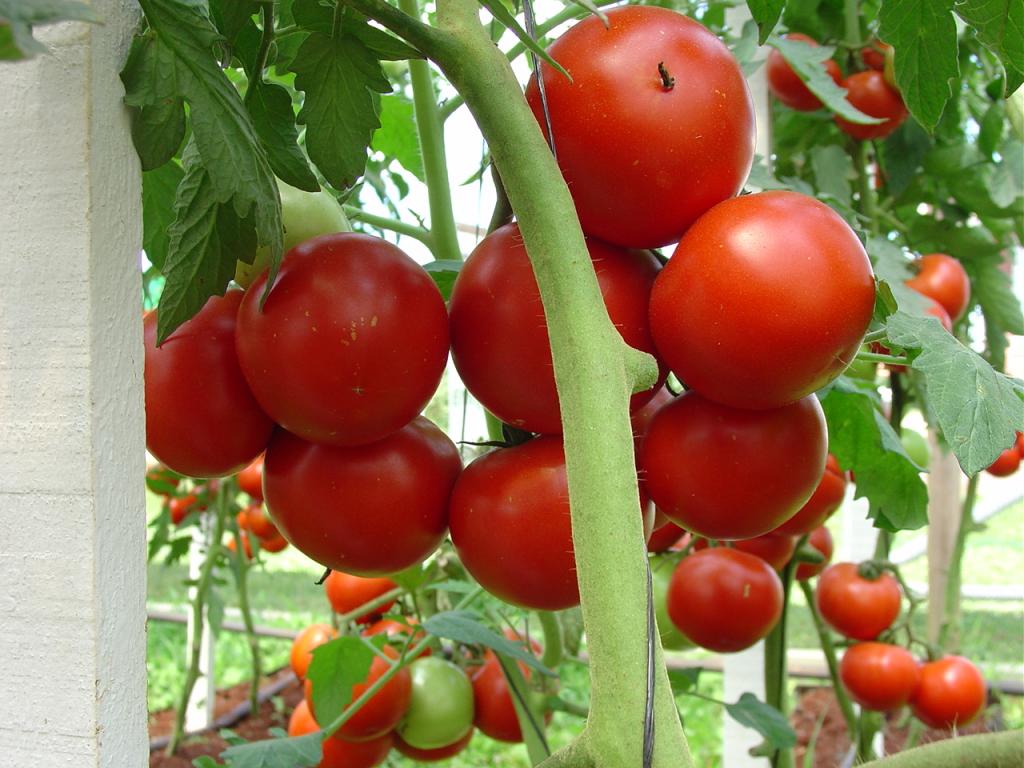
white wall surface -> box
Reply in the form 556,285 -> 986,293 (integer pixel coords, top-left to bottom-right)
0,3 -> 148,766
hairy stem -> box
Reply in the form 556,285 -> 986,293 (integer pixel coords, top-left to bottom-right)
799,580 -> 858,737
767,559 -> 798,768
343,205 -> 435,247
231,524 -> 262,714
862,731 -> 1023,767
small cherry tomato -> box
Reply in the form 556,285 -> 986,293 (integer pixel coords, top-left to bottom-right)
986,448 -> 1021,477
910,656 -> 987,729
840,642 -> 920,711
905,253 -> 971,321
816,562 -> 902,640
835,70 -> 907,140
861,41 -> 892,71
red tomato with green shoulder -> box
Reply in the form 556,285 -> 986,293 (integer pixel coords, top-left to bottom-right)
767,33 -> 843,111
905,253 -> 971,321
288,699 -> 393,768
650,191 -> 875,410
835,70 -> 907,140
449,223 -> 665,434
525,5 -> 755,248
236,233 -> 449,447
144,292 -> 274,478
324,571 -> 398,624
840,642 -> 920,711
666,548 -> 784,652
265,416 -> 461,576
816,562 -> 902,640
640,391 -> 827,540
910,656 -> 987,729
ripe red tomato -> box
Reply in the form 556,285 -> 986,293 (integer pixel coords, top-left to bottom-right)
288,699 -> 393,768
236,455 -> 264,501
910,656 -> 986,729
816,563 -> 902,640
861,41 -> 892,71
1016,431 -> 1024,457
646,519 -> 687,553
394,729 -> 474,761
260,532 -> 288,553
986,447 -> 1020,477
666,548 -> 784,652
835,70 -> 907,140
650,191 -> 875,410
169,493 -> 199,525
235,233 -> 449,447
472,650 -> 547,743
238,503 -> 277,540
774,454 -> 846,536
226,532 -> 253,560
265,416 -> 461,575
291,623 -> 338,679
450,437 -> 579,611
905,253 -> 971,321
449,223 -> 664,434
766,33 -> 843,111
840,642 -> 921,711
695,534 -> 797,571
640,391 -> 827,540
795,525 -> 834,581
144,292 -> 274,478
397,657 -> 475,750
525,5 -> 754,248
324,571 -> 397,624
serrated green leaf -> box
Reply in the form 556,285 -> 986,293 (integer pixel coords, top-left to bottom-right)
821,379 -> 929,532
886,311 -> 1024,474
131,97 -> 187,172
810,144 -> 853,207
209,0 -> 258,45
246,80 -> 319,191
746,0 -> 785,44
668,667 -> 702,695
726,693 -> 797,749
0,0 -> 100,60
880,120 -> 932,196
290,31 -> 392,190
969,250 -> 1024,369
143,161 -> 185,271
565,0 -> 608,25
866,237 -> 931,315
771,37 -> 882,123
306,636 -> 375,726
955,0 -> 1024,95
879,0 -> 960,130
347,15 -> 424,60
221,732 -> 322,768
423,611 -> 555,676
423,259 -> 462,300
291,0 -> 332,33
978,101 -> 1006,157
372,94 -> 425,182
479,0 -> 570,79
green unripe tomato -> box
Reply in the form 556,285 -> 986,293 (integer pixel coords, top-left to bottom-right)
901,428 -> 930,470
234,180 -> 351,288
652,556 -> 694,651
397,657 -> 475,750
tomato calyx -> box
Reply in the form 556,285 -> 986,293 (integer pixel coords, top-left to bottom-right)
657,61 -> 676,90
856,559 -> 886,581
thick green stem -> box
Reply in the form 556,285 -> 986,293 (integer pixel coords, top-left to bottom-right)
856,709 -> 881,763
538,611 -> 564,670
397,0 -> 462,262
843,0 -> 863,54
231,525 -> 262,714
767,560 -> 798,768
856,351 -> 908,365
799,581 -> 858,737
853,141 -> 879,234
937,473 -> 979,652
166,486 -> 228,756
343,205 -> 434,247
862,731 -> 1023,767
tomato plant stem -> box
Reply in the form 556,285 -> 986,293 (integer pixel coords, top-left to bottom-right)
937,473 -> 979,652
860,730 -> 1022,767
342,205 -> 434,247
230,518 -> 262,715
333,585 -> 406,625
538,611 -> 564,670
855,351 -> 908,365
799,580 -> 858,737
165,485 -> 229,756
766,558 -> 797,768
398,0 -> 463,263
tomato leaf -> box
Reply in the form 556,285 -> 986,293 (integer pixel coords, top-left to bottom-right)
348,14 -> 423,61
423,611 -> 555,676
820,379 -> 929,532
955,0 -> 1024,95
880,120 -> 932,197
0,0 -> 100,60
667,667 -> 702,695
246,80 -> 319,192
745,0 -> 785,44
143,161 -> 185,272
289,31 -> 391,190
770,37 -> 883,124
478,0 -> 570,79
969,252 -> 1024,369
725,693 -> 797,750
423,260 -> 463,300
305,636 -> 375,726
885,311 -> 1024,474
879,0 -> 960,131
373,94 -> 425,182
809,144 -> 853,208
220,732 -> 322,768
131,96 -> 188,172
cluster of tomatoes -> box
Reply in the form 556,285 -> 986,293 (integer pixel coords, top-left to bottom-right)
767,33 -> 907,141
286,572 -> 546,767
818,563 -> 987,731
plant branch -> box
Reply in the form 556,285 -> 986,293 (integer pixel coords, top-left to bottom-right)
766,557 -> 798,768
333,586 -> 406,625
938,473 -> 979,652
861,730 -> 1023,766
231,521 -> 262,714
856,351 -> 908,365
343,206 -> 435,247
799,580 -> 858,737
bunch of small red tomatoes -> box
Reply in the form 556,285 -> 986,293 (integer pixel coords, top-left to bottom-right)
141,6 -> 989,765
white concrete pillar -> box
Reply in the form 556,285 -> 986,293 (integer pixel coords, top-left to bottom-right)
0,5 -> 148,768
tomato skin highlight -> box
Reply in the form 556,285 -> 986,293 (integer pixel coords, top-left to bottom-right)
794,525 -> 834,581
650,191 -> 875,410
816,562 -> 902,640
288,699 -> 394,768
666,548 -> 784,653
525,5 -> 755,248
835,70 -> 908,140
840,642 -> 921,711
766,33 -> 843,111
450,436 -> 580,611
290,623 -> 338,679
905,253 -> 971,321
265,417 -> 461,576
236,233 -> 449,447
144,292 -> 274,478
773,454 -> 846,536
910,656 -> 987,729
324,571 -> 398,623
449,223 -> 664,434
640,391 -> 827,540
